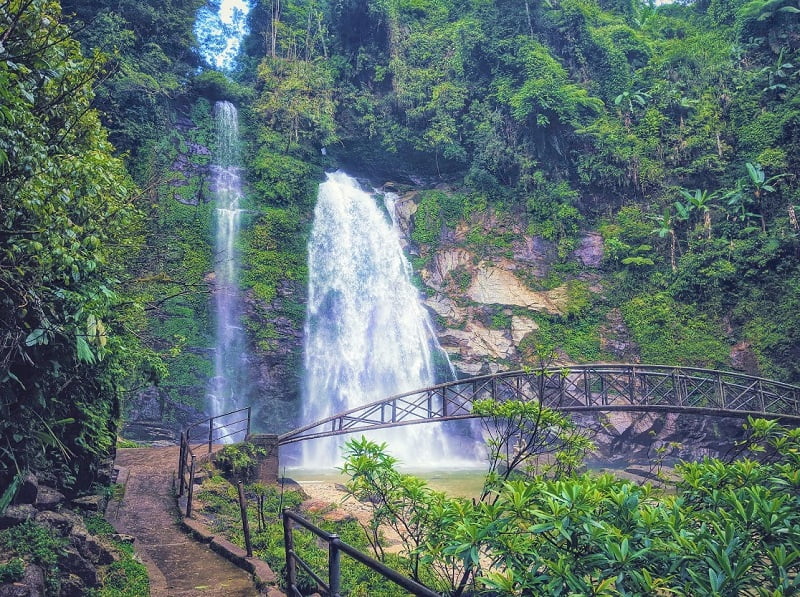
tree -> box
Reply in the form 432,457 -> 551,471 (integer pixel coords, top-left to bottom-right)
341,417 -> 800,596
1,0 -> 144,498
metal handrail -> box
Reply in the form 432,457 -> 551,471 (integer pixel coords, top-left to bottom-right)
178,407 -> 251,518
282,509 -> 440,597
278,364 -> 800,445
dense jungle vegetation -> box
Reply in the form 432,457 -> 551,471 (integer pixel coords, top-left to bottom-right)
2,0 -> 800,559
194,410 -> 800,595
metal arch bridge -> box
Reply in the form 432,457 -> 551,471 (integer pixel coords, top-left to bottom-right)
277,364 -> 800,446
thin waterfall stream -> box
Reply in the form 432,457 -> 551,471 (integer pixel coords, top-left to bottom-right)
301,172 -> 476,468
208,101 -> 251,434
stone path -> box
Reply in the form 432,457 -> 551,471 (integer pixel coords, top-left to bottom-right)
108,446 -> 262,596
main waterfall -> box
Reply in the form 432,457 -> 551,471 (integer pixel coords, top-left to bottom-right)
208,101 -> 251,430
302,172 -> 464,468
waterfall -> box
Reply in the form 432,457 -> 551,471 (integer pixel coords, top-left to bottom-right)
301,172 -> 465,468
208,101 -> 251,436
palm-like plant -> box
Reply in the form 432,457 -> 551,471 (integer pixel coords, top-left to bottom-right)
651,208 -> 677,271
745,162 -> 785,232
679,188 -> 719,238
614,89 -> 651,127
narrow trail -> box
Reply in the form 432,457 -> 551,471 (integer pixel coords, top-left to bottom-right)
108,446 -> 262,596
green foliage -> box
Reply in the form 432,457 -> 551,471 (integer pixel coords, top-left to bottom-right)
255,57 -> 338,151
0,520 -> 67,570
0,558 -> 24,583
214,442 -> 267,482
79,514 -> 151,597
191,71 -> 254,104
411,191 -> 444,246
621,292 -> 731,366
0,0 -> 151,494
242,207 -> 309,303
337,417 -> 800,596
526,175 -> 583,259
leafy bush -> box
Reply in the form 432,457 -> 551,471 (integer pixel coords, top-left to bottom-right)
0,520 -> 67,568
339,415 -> 800,596
214,443 -> 268,482
621,292 -> 730,367
0,558 -> 24,583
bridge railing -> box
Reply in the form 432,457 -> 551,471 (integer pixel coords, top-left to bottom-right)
278,365 -> 800,445
178,407 -> 251,517
283,509 -> 440,597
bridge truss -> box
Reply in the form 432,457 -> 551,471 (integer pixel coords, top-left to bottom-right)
278,365 -> 800,446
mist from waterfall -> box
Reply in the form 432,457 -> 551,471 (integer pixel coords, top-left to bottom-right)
208,101 -> 251,433
301,171 -> 469,468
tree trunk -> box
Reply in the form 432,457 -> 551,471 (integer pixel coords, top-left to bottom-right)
670,231 -> 677,271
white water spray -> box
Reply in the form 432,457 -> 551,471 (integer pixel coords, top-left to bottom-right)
301,172 -> 466,468
208,101 -> 250,435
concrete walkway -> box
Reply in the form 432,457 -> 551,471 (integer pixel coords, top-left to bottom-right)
108,446 -> 263,596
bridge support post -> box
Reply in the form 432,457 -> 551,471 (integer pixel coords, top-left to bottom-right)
246,433 -> 280,483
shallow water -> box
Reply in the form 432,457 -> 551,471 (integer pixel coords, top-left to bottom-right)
285,467 -> 487,498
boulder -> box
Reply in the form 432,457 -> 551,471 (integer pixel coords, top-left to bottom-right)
423,247 -> 473,291
0,563 -> 45,597
440,322 -> 515,362
730,341 -> 761,376
58,547 -> 98,589
33,487 -> 64,511
511,315 -> 539,346
572,232 -> 604,268
301,500 -> 356,523
70,495 -> 105,512
423,294 -> 468,326
13,475 -> 38,506
71,528 -> 116,566
0,505 -> 36,530
34,510 -> 81,537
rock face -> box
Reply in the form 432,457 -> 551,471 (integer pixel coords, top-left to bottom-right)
599,309 -> 640,362
245,280 -> 306,434
576,412 -> 750,465
0,476 -> 119,597
123,386 -> 207,443
467,264 -> 567,313
394,186 -> 617,376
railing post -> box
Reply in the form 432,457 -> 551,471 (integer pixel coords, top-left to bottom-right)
329,535 -> 341,597
629,367 -> 636,405
583,369 -> 590,406
237,482 -> 253,557
246,406 -> 252,438
186,454 -> 196,518
178,432 -> 186,497
208,418 -> 214,454
283,511 -> 297,595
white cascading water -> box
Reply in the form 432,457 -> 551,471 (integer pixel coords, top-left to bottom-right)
208,101 -> 250,435
301,171 -> 464,468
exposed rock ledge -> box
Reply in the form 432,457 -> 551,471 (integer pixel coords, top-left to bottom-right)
467,264 -> 567,314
